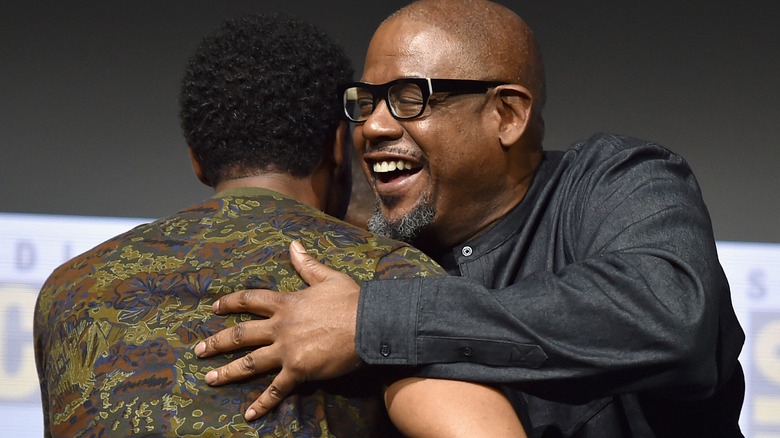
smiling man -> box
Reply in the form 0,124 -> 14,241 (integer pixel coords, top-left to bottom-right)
197,1 -> 746,436
347,16 -> 544,255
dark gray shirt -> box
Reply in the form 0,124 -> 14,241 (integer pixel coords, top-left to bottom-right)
356,133 -> 745,437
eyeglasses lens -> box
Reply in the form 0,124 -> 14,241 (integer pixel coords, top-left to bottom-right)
343,87 -> 371,122
388,82 -> 425,119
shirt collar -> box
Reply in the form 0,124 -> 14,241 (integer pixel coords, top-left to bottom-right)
213,186 -> 291,200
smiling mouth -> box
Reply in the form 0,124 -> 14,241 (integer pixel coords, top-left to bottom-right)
370,159 -> 421,184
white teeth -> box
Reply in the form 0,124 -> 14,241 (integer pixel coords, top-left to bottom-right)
373,159 -> 414,173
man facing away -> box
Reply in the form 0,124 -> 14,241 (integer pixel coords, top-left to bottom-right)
35,13 -> 529,437
197,1 -> 746,436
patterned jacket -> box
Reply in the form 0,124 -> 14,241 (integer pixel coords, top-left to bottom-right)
34,187 -> 444,437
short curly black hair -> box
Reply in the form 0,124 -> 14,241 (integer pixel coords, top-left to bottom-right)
179,14 -> 354,185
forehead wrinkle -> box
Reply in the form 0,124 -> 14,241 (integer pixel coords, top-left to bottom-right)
364,21 -> 466,82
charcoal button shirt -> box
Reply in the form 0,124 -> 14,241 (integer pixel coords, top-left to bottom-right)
356,133 -> 745,437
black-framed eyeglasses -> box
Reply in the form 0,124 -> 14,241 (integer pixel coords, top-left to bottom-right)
339,77 -> 507,122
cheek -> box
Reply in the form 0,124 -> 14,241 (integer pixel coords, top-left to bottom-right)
424,131 -> 484,180
359,161 -> 373,185
351,129 -> 370,176
352,126 -> 367,153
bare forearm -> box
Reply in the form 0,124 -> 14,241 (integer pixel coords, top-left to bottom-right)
385,377 -> 526,438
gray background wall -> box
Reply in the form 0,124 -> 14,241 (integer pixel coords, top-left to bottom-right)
2,0 -> 778,242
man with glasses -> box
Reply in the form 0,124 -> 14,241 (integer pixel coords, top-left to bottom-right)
197,1 -> 746,436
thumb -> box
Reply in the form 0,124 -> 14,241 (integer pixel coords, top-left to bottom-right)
289,240 -> 335,286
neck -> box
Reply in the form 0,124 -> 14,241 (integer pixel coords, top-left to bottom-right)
214,173 -> 324,211
419,147 -> 543,252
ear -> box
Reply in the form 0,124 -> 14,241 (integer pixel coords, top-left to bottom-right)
331,120 -> 351,169
322,121 -> 353,219
494,85 -> 533,148
188,148 -> 212,187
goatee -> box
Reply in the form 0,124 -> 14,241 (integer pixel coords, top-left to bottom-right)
366,195 -> 435,244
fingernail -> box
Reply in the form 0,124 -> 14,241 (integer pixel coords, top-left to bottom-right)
212,299 -> 220,314
205,370 -> 218,385
291,240 -> 306,253
245,408 -> 258,421
194,342 -> 205,357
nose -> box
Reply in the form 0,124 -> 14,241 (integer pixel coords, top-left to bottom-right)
355,100 -> 404,151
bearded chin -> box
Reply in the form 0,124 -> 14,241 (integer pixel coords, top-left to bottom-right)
366,195 -> 435,245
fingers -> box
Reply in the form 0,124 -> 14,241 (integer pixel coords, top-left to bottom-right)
244,369 -> 301,421
195,319 -> 274,358
289,240 -> 338,286
212,288 -> 288,317
203,345 -> 280,386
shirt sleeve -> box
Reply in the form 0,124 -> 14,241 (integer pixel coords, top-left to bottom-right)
34,280 -> 54,438
356,138 -> 744,402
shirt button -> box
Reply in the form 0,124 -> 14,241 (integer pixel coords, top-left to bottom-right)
461,246 -> 473,257
461,347 -> 473,357
380,343 -> 391,357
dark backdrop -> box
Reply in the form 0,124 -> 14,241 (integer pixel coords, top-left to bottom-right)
2,1 -> 778,242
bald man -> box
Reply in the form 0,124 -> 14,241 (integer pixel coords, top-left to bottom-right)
197,1 -> 745,436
